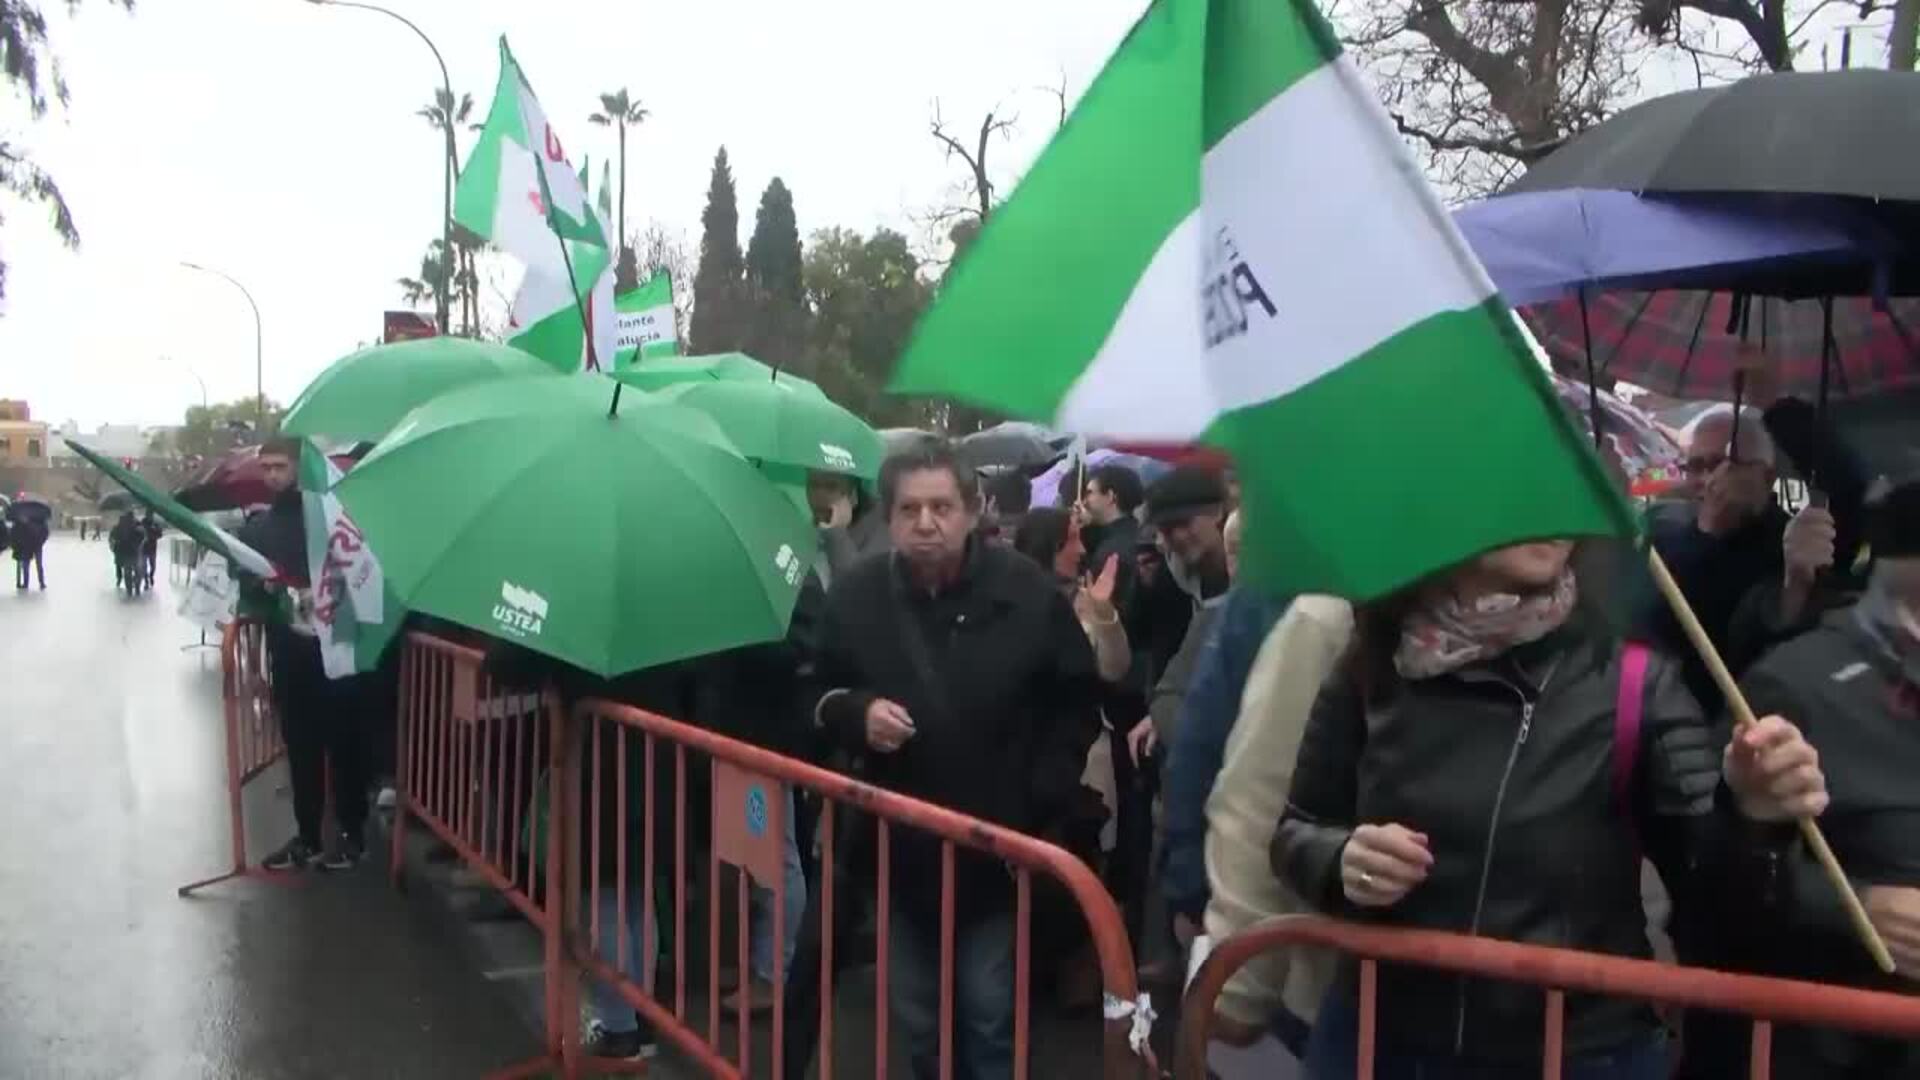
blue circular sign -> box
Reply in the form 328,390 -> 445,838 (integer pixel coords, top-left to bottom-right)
745,786 -> 768,838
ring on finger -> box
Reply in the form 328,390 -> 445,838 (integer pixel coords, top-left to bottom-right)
1358,870 -> 1375,888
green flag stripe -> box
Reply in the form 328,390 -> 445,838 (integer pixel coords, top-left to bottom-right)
453,40 -> 525,236
1201,0 -> 1339,151
891,0 -> 1202,418
1209,299 -> 1634,598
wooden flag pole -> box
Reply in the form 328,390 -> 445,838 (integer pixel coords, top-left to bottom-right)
1644,547 -> 1895,973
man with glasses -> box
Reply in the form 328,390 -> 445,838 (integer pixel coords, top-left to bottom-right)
1649,405 -> 1801,713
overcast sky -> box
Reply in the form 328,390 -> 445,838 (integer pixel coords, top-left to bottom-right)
0,0 -> 1886,430
0,0 -> 1138,428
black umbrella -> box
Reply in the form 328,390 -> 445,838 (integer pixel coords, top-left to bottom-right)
955,421 -> 1071,471
98,491 -> 138,513
5,496 -> 52,524
1509,70 -> 1920,207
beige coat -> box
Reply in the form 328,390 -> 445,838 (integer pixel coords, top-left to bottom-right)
1202,594 -> 1353,1026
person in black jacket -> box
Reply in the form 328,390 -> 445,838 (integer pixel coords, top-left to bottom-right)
809,440 -> 1102,1080
1723,479 -> 1920,1079
1274,538 -> 1830,1079
235,437 -> 370,873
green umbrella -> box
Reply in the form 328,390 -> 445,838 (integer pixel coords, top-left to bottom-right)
333,375 -> 817,678
65,439 -> 278,579
639,379 -> 885,480
613,351 -> 819,393
282,338 -> 564,443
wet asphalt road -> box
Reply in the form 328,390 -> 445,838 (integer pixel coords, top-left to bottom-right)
0,536 -> 538,1079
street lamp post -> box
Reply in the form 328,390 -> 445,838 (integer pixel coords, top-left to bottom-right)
179,262 -> 264,427
305,0 -> 454,336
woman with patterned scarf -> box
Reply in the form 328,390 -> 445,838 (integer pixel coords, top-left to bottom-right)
1273,538 -> 1830,1079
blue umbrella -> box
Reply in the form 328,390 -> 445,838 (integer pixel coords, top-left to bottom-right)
1452,189 -> 1872,307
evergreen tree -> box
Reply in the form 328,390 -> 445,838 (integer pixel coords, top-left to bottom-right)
689,147 -> 746,353
745,178 -> 806,369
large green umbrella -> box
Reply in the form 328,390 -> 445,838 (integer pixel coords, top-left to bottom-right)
634,379 -> 885,479
615,351 -> 793,390
333,376 -> 817,677
282,338 -> 563,443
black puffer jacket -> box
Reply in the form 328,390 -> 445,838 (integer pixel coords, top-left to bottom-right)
1274,618 -> 1791,1064
1733,609 -> 1920,1079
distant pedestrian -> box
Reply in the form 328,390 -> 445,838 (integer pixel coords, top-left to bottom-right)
13,517 -> 47,590
139,512 -> 163,586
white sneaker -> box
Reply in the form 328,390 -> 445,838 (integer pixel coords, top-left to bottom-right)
376,786 -> 397,810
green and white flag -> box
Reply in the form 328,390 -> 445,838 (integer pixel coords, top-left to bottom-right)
299,441 -> 402,680
455,37 -> 608,258
459,37 -> 614,372
889,0 -> 1631,599
613,270 -> 678,368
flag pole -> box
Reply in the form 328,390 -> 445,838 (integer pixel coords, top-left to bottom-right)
549,229 -> 599,372
1644,547 -> 1894,972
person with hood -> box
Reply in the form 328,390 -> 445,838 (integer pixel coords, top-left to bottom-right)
1722,477 -> 1920,1079
1274,538 -> 1830,1079
108,512 -> 142,591
808,440 -> 1102,1079
234,437 -> 369,872
12,513 -> 47,590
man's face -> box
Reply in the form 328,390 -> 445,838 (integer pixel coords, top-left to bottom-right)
1685,418 -> 1772,530
258,452 -> 295,496
1082,480 -> 1119,525
889,467 -> 977,575
806,472 -> 854,527
1158,507 -> 1225,572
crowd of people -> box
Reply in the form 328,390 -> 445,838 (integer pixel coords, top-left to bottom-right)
222,395 -> 1916,1078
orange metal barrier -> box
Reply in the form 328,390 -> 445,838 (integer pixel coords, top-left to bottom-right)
570,698 -> 1159,1080
1175,915 -> 1920,1079
389,631 -> 575,1080
178,619 -> 293,896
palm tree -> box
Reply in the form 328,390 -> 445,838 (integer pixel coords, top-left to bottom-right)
397,241 -> 452,310
418,90 -> 480,334
588,88 -> 650,277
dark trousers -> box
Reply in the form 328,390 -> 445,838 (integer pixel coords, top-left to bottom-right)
890,907 -> 1016,1080
782,833 -> 873,1080
269,634 -> 369,847
15,552 -> 42,589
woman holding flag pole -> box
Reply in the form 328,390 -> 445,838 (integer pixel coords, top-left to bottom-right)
1273,538 -> 1831,1078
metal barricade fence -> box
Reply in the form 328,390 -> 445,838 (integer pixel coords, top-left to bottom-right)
388,631 -> 574,1080
1174,915 -> 1920,1080
570,698 -> 1159,1080
178,619 -> 291,895
168,535 -> 202,586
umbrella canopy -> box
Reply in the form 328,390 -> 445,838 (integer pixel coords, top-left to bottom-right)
1509,70 -> 1920,206
614,351 -> 795,390
5,495 -> 51,524
97,491 -> 138,513
956,421 -> 1071,470
283,338 -> 563,442
333,376 -> 817,678
1524,291 -> 1920,401
175,446 -> 274,512
634,379 -> 884,479
1028,448 -> 1173,509
1453,190 -> 1873,307
1548,373 -> 1681,496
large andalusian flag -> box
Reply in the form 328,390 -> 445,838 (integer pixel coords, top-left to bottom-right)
890,0 -> 1631,599
459,38 -> 613,371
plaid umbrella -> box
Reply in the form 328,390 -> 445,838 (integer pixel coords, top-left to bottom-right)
1523,291 -> 1920,401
